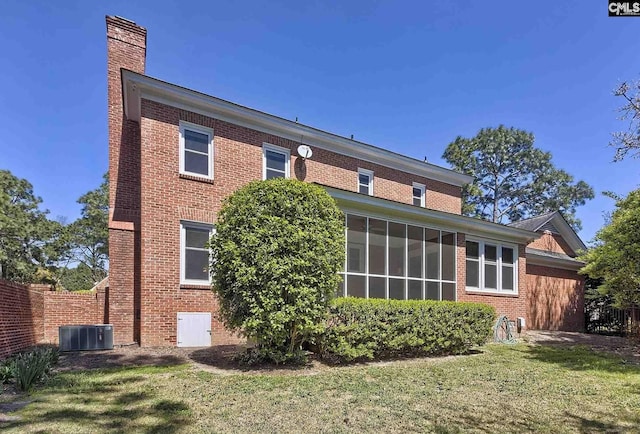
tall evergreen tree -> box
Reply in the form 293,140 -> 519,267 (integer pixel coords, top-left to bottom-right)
68,173 -> 109,285
443,125 -> 594,231
0,170 -> 68,282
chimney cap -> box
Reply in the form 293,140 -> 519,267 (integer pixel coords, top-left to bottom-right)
113,15 -> 137,24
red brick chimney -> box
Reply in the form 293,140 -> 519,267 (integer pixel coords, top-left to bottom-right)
106,16 -> 146,345
106,15 -> 146,218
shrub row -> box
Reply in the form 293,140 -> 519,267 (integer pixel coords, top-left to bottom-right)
0,345 -> 59,392
317,298 -> 495,363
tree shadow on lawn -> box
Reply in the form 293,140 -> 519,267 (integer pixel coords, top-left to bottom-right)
525,331 -> 640,365
188,344 -> 484,374
427,402 -> 640,433
564,410 -> 640,433
57,350 -> 187,372
1,367 -> 192,433
523,343 -> 640,375
188,345 -> 318,373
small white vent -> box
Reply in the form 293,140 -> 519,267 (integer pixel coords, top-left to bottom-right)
539,221 -> 559,234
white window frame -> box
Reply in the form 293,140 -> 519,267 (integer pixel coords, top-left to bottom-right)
179,121 -> 214,180
262,143 -> 290,180
357,168 -> 374,196
412,182 -> 426,207
465,237 -> 518,295
180,221 -> 214,285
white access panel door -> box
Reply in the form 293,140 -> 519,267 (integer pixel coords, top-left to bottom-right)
177,312 -> 211,347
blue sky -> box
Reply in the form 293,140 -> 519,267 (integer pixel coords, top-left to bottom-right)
1,0 -> 638,242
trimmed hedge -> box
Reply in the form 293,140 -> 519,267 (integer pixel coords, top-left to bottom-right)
318,298 -> 495,363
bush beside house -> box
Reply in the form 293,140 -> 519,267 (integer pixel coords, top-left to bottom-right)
319,298 -> 495,363
210,179 -> 345,364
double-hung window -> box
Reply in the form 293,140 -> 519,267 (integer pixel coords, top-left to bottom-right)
465,238 -> 517,294
412,182 -> 425,207
180,221 -> 214,285
179,122 -> 213,179
358,168 -> 374,195
263,143 -> 290,179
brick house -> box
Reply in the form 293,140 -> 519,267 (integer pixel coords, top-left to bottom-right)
106,16 -> 585,347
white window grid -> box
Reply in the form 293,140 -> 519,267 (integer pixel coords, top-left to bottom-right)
262,143 -> 290,180
412,182 -> 426,207
465,237 -> 518,294
357,168 -> 374,196
180,221 -> 215,285
179,121 -> 214,179
338,213 -> 457,301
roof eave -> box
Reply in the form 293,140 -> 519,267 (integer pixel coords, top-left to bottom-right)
121,69 -> 474,188
526,248 -> 585,271
549,213 -> 587,253
324,186 -> 539,244
509,211 -> 587,254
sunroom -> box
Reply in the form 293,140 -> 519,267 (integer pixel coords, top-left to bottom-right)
324,186 -> 537,301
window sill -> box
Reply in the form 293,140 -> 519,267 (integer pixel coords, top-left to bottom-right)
465,288 -> 519,297
179,173 -> 214,184
180,283 -> 211,290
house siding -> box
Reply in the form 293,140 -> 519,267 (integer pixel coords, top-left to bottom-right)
528,232 -> 576,256
103,16 -> 586,347
135,98 -> 463,346
526,264 -> 585,332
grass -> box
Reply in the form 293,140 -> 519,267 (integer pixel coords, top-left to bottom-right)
1,344 -> 639,433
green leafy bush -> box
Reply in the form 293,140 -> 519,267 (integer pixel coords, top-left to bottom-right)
210,178 -> 345,364
13,346 -> 59,391
318,298 -> 495,363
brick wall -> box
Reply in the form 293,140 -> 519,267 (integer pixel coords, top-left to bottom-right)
528,232 -> 575,256
133,96 -> 463,346
0,280 -> 44,358
42,289 -> 107,343
141,100 -> 462,214
108,228 -> 139,344
0,279 -> 109,358
454,233 -> 584,332
526,264 -> 584,331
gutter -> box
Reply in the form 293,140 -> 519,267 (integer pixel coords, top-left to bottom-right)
120,69 -> 474,188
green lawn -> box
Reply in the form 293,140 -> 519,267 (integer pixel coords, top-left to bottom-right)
2,344 -> 639,433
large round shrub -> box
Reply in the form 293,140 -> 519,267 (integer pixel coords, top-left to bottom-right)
210,178 -> 345,363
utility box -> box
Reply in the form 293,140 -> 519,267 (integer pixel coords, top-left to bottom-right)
59,325 -> 114,351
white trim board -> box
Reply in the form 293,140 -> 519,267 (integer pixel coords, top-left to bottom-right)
325,185 -> 539,245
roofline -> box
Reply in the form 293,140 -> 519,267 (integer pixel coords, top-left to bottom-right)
509,211 -> 587,253
322,185 -> 539,244
508,211 -> 556,230
549,212 -> 587,252
121,69 -> 474,188
526,248 -> 585,271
